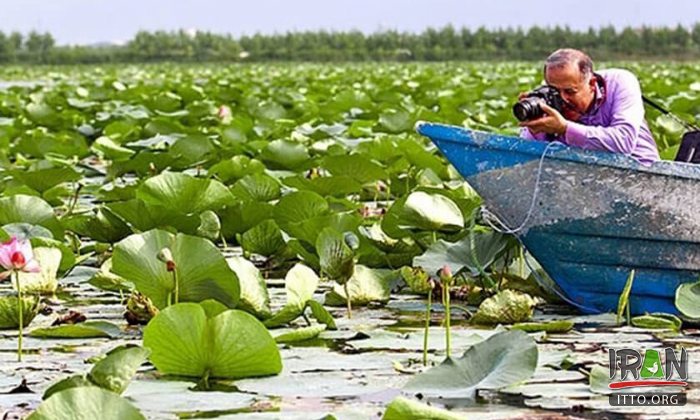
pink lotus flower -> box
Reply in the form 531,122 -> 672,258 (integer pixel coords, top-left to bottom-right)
0,237 -> 40,281
217,105 -> 232,120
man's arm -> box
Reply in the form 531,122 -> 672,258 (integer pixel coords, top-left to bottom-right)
563,70 -> 645,155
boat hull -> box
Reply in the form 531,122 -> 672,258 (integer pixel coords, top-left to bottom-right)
416,122 -> 700,314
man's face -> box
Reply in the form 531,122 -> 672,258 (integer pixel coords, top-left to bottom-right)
544,63 -> 596,121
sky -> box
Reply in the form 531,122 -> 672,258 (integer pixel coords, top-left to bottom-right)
1,0 -> 698,45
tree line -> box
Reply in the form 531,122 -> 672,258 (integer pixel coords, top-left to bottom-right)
2,24 -> 700,64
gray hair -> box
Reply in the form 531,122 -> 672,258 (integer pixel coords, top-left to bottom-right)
544,48 -> 594,81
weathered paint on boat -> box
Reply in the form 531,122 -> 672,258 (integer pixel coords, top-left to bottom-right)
416,121 -> 700,314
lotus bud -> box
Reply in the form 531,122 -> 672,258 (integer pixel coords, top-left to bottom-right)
217,105 -> 232,120
157,248 -> 176,272
439,265 -> 452,285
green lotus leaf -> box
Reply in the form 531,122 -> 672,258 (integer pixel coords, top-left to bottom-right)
511,320 -> 574,333
675,280 -> 700,319
8,165 -> 81,194
15,247 -> 62,294
264,263 -> 319,328
0,295 -> 40,329
282,175 -> 363,197
317,227 -> 355,284
91,136 -> 136,161
325,265 -> 390,306
231,173 -> 281,202
400,266 -> 432,294
16,130 -> 89,159
62,207 -> 132,244
284,213 -> 361,248
42,375 -> 95,401
226,257 -> 271,319
106,199 -> 199,234
0,195 -> 63,238
240,220 -> 285,257
111,229 -> 240,309
630,313 -> 682,331
323,154 -> 388,184
88,345 -> 151,394
471,290 -> 537,325
168,134 -> 216,169
273,325 -> 326,344
404,330 -> 538,399
259,140 -> 311,170
207,156 -> 266,185
383,396 -> 464,420
378,108 -> 412,133
88,258 -> 134,293
29,387 -> 145,420
413,231 -> 509,278
273,191 -> 329,232
30,321 -> 121,339
307,300 -> 337,330
399,191 -> 464,232
136,171 -> 234,215
196,210 -> 221,241
219,201 -> 274,239
143,302 -> 282,379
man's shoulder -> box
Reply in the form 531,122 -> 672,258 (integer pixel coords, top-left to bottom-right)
598,68 -> 639,84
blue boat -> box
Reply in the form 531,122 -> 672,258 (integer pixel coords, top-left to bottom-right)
416,121 -> 700,315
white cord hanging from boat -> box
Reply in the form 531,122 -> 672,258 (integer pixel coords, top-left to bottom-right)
481,140 -> 559,235
476,140 -> 601,314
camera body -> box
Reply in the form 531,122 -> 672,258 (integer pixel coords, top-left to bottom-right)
513,85 -> 565,122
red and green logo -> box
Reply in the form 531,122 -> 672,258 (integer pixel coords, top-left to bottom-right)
609,347 -> 688,389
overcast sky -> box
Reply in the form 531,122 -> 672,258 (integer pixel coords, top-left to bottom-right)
1,0 -> 698,45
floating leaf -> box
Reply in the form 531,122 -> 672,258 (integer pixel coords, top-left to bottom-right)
511,320 -> 574,333
383,396 -> 463,420
196,210 -> 221,241
88,258 -> 134,293
675,280 -> 700,319
136,171 -> 234,215
143,302 -> 282,380
631,313 -> 682,331
471,290 -> 537,325
29,387 -> 145,420
29,321 -> 121,339
307,300 -> 336,330
404,330 -> 538,399
273,325 -> 327,344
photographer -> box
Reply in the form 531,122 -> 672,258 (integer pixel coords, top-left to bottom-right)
517,48 -> 660,165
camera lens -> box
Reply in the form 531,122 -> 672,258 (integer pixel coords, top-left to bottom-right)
512,98 -> 542,122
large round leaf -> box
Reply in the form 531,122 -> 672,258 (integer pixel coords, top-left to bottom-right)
675,280 -> 700,318
0,295 -> 40,329
0,195 -> 63,238
143,303 -> 282,379
399,191 -> 464,232
136,171 -> 234,215
404,330 -> 538,398
112,230 -> 240,309
28,387 -> 145,420
273,191 -> 329,232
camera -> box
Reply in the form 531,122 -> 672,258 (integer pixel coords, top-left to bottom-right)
513,85 -> 564,122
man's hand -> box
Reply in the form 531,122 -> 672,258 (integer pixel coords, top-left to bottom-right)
519,102 -> 568,135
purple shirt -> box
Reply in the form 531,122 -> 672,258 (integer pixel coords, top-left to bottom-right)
520,69 -> 660,165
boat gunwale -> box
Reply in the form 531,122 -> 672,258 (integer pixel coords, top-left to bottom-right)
416,121 -> 700,181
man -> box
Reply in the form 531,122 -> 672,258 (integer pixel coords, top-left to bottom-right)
519,48 -> 660,165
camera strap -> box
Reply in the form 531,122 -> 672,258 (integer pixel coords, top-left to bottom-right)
642,95 -> 700,132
